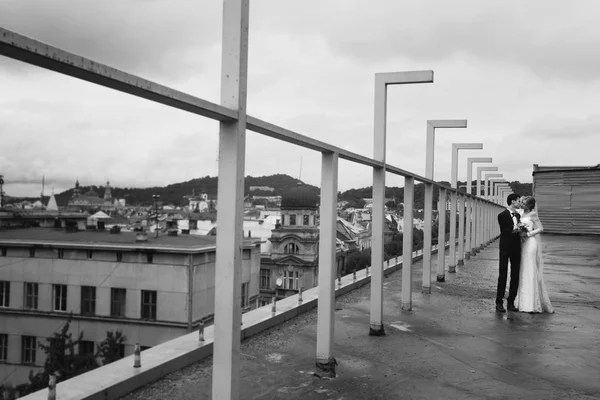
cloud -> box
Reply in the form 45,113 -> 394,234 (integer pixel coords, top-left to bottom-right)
2,0 -> 600,198
0,0 -> 222,82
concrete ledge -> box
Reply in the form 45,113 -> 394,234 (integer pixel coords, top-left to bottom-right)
21,248 -> 442,400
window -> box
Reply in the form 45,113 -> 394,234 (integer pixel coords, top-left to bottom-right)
303,215 -> 310,225
21,336 -> 36,364
284,243 -> 299,254
0,334 -> 7,361
29,248 -> 35,258
0,247 -> 6,256
241,283 -> 249,309
81,286 -> 96,315
260,269 -> 271,289
24,282 -> 39,310
111,288 -> 126,317
86,250 -> 93,259
57,249 -> 64,259
283,270 -> 299,290
79,340 -> 95,357
53,284 -> 67,312
118,344 -> 125,359
0,281 -> 9,307
242,250 -> 251,260
146,253 -> 153,264
141,290 -> 157,320
289,215 -> 296,225
116,252 -> 123,262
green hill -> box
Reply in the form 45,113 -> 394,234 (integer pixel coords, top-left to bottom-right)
5,175 -> 531,208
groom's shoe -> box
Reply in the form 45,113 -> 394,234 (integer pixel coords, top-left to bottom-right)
496,304 -> 506,313
507,303 -> 519,312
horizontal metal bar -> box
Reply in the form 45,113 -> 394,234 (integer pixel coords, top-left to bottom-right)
428,119 -> 468,128
453,143 -> 483,150
0,27 -> 237,122
376,70 -> 434,85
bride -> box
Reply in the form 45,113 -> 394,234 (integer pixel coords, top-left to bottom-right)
515,196 -> 554,313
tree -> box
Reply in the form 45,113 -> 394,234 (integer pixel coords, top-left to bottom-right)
21,316 -> 98,395
97,330 -> 126,365
385,200 -> 397,210
344,248 -> 372,274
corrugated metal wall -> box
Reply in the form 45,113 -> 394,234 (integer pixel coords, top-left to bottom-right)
534,170 -> 600,235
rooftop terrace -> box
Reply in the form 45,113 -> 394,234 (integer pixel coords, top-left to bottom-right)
119,234 -> 599,400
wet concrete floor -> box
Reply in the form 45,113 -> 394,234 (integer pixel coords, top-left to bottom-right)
124,235 -> 600,400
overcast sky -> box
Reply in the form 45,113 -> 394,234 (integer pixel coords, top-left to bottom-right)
1,0 -> 599,197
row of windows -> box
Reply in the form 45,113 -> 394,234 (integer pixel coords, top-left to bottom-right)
0,281 -> 157,320
0,247 -> 169,264
283,214 -> 312,226
259,269 -> 299,290
0,334 -> 126,364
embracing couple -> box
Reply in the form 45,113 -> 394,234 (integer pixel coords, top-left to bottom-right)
496,193 -> 554,314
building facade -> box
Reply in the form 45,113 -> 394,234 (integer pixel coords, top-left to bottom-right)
0,228 -> 260,386
532,164 -> 600,235
258,185 -> 349,305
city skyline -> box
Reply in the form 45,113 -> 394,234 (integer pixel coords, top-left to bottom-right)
2,1 -> 600,197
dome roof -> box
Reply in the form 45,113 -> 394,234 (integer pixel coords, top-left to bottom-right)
280,184 -> 318,209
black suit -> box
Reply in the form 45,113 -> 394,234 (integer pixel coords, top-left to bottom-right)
497,209 -> 521,305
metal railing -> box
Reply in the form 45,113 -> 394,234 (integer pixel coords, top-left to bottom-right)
0,1 -> 509,398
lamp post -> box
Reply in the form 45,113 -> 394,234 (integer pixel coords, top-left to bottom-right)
474,166 -> 497,252
489,178 -> 505,203
423,120 -> 467,291
483,173 -> 502,244
464,158 -> 492,259
494,182 -> 510,205
0,175 -> 4,209
369,70 -> 434,336
449,143 -> 483,273
152,194 -> 160,238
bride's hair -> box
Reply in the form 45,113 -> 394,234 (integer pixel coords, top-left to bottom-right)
522,196 -> 536,211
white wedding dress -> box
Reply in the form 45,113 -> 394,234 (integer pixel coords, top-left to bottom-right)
515,211 -> 554,313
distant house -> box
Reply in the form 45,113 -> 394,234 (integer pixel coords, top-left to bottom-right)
533,164 -> 600,235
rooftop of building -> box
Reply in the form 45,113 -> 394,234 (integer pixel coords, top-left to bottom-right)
0,227 -> 259,251
19,233 -> 600,399
280,184 -> 319,210
533,163 -> 600,173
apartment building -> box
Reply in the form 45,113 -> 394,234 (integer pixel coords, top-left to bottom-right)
0,227 -> 260,386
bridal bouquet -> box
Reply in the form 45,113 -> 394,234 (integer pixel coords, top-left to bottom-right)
517,222 -> 530,238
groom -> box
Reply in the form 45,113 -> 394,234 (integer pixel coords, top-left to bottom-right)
496,193 -> 522,312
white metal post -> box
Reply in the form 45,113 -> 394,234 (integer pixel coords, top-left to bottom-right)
436,187 -> 447,282
464,158 -> 491,258
369,71 -> 433,336
212,0 -> 249,398
484,173 -> 502,245
449,143 -> 482,272
423,120 -> 466,293
402,176 -> 414,310
315,152 -> 339,376
475,166 -> 497,251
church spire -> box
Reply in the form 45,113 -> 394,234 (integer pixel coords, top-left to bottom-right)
73,179 -> 81,198
104,180 -> 112,201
